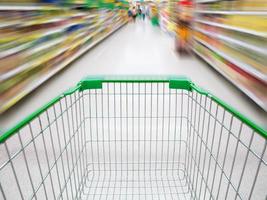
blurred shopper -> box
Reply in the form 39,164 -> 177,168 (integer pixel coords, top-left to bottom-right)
145,6 -> 150,18
138,5 -> 142,17
137,5 -> 145,20
128,6 -> 137,23
141,6 -> 145,20
132,6 -> 137,22
128,8 -> 133,22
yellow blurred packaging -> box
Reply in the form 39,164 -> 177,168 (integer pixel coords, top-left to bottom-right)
226,16 -> 267,32
235,0 -> 267,11
0,0 -> 38,2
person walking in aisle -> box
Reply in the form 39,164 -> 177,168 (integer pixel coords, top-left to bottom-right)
146,6 -> 150,18
141,6 -> 145,20
132,6 -> 137,23
128,8 -> 133,22
137,5 -> 142,20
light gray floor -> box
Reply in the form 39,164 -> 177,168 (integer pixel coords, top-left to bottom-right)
0,19 -> 266,131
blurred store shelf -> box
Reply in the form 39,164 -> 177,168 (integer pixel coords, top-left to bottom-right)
195,10 -> 267,15
193,0 -> 267,111
195,19 -> 267,38
196,0 -> 219,4
0,4 -> 128,113
0,4 -> 62,11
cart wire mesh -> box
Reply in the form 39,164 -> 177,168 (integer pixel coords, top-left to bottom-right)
0,77 -> 266,200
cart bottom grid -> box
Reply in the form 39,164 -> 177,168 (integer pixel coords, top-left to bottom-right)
79,169 -> 190,200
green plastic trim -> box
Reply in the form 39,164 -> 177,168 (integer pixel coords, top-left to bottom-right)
169,77 -> 192,91
211,95 -> 267,139
63,85 -> 80,96
191,84 -> 266,138
0,95 -> 61,143
79,79 -> 103,91
0,85 -> 80,144
1,76 -> 266,143
191,84 -> 210,96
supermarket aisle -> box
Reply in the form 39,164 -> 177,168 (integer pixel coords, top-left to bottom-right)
0,19 -> 266,131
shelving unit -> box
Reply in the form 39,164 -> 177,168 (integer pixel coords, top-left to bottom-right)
159,1 -> 177,36
195,19 -> 267,38
193,0 -> 267,111
195,10 -> 267,15
195,27 -> 267,55
194,36 -> 267,81
0,4 -> 128,113
193,47 -> 267,109
0,4 -> 62,11
195,0 -> 218,3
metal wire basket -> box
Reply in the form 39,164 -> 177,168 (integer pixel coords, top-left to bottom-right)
0,76 -> 266,200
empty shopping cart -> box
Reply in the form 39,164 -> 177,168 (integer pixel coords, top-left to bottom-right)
0,76 -> 266,200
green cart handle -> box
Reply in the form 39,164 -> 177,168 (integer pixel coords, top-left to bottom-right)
0,75 -> 266,143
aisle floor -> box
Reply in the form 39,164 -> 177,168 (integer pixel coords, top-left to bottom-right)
0,19 -> 266,130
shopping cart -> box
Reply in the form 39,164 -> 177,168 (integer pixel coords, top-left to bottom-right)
0,76 -> 266,200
